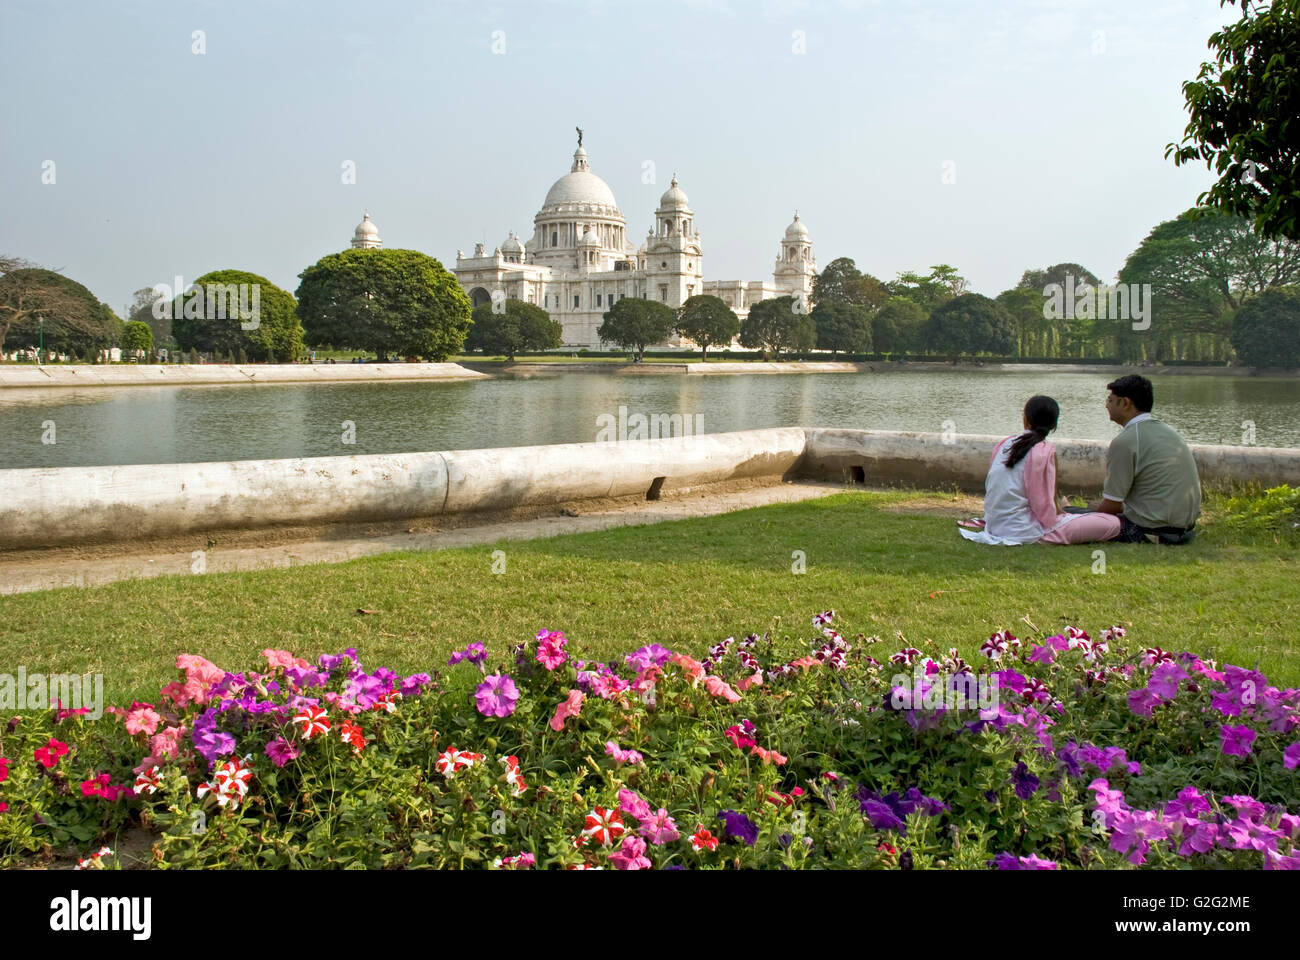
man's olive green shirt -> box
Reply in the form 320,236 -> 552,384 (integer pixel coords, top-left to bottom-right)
1102,414 -> 1202,530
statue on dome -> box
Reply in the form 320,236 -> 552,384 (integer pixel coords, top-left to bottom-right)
576,126 -> 583,147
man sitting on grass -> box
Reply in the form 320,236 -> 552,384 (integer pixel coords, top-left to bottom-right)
1078,374 -> 1202,544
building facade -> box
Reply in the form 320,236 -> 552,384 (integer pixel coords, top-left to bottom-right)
348,136 -> 815,349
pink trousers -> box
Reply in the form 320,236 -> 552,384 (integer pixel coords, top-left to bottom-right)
1039,513 -> 1122,545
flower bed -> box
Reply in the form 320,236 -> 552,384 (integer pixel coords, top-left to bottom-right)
1,615 -> 1297,869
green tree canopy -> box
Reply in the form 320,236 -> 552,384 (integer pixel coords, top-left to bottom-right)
128,285 -> 170,348
675,294 -> 739,360
872,297 -> 926,355
1167,0 -> 1300,241
1230,288 -> 1300,369
597,297 -> 676,361
1116,209 -> 1300,360
810,300 -> 872,355
466,299 -> 562,360
296,249 -> 471,361
924,293 -> 1016,357
739,296 -> 817,359
886,265 -> 969,312
1017,263 -> 1102,293
173,270 -> 304,362
0,261 -> 119,356
811,257 -> 888,311
120,320 -> 154,355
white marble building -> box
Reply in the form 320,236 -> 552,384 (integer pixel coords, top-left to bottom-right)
446,136 -> 816,349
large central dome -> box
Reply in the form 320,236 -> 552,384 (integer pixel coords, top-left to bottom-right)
540,146 -> 620,211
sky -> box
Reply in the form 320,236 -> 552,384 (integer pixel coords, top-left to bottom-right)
0,0 -> 1233,315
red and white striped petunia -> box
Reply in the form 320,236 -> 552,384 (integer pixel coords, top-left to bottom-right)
436,747 -> 484,778
499,755 -> 528,797
581,806 -> 626,847
214,757 -> 253,798
339,719 -> 367,754
372,691 -> 401,714
291,705 -> 331,740
133,765 -> 162,795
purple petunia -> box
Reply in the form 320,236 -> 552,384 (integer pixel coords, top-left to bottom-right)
265,735 -> 300,767
1284,742 -> 1300,771
474,672 -> 519,718
449,642 -> 488,671
625,643 -> 674,674
1011,761 -> 1040,800
1220,724 -> 1257,757
717,810 -> 759,846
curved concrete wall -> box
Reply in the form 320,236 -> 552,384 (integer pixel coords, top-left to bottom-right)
800,429 -> 1300,492
1,428 -> 1297,550
0,428 -> 805,550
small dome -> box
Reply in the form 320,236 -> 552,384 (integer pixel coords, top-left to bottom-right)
784,212 -> 809,240
579,229 -> 600,246
659,176 -> 691,211
502,231 -> 525,253
354,212 -> 380,239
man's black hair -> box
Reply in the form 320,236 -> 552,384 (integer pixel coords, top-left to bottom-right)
1106,374 -> 1153,413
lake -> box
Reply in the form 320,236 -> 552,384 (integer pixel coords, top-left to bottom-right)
1,370 -> 1297,470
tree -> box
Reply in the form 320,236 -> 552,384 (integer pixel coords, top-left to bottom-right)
811,300 -> 872,355
995,287 -> 1047,358
466,299 -> 562,360
924,293 -> 1016,357
0,260 -> 118,357
872,298 -> 926,356
296,249 -> 471,361
811,257 -> 888,310
1231,288 -> 1300,369
120,320 -> 154,356
675,294 -> 739,360
1117,209 -> 1300,361
886,265 -> 969,311
739,296 -> 817,359
1167,0 -> 1300,241
127,285 -> 170,347
172,270 -> 304,362
597,297 -> 676,361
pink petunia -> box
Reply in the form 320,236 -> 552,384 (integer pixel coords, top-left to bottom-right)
618,788 -> 652,822
124,702 -> 161,737
669,653 -> 705,683
639,808 -> 680,845
605,742 -> 644,766
548,689 -> 585,731
1220,724 -> 1257,757
703,675 -> 742,702
609,834 -> 652,870
263,648 -> 310,671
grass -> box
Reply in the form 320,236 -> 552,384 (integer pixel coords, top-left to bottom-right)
1,489 -> 1297,705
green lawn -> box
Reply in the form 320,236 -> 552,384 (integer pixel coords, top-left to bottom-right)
1,490 -> 1296,704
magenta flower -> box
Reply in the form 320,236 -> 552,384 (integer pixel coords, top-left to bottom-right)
1088,778 -> 1129,829
1148,662 -> 1188,700
1265,849 -> 1300,870
265,735 -> 299,767
1284,742 -> 1300,770
1127,687 -> 1163,718
1223,794 -> 1266,820
535,630 -> 568,671
609,834 -> 652,870
449,642 -> 487,671
1224,818 -> 1282,853
639,808 -> 680,845
1173,818 -> 1220,856
1109,810 -> 1168,865
1220,724 -> 1257,757
1164,786 -> 1210,820
618,788 -> 652,822
474,672 -> 519,718
1027,645 -> 1056,665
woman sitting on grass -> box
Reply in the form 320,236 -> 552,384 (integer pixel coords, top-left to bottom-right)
958,395 -> 1120,546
